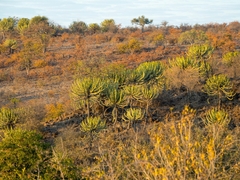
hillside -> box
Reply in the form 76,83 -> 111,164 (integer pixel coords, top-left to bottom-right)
0,16 -> 240,179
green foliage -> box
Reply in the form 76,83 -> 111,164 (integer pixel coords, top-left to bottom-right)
100,19 -> 117,32
80,116 -> 106,134
17,18 -> 30,34
140,85 -> 160,118
128,38 -> 142,54
44,103 -> 64,122
204,74 -> 236,108
0,44 -> 7,53
103,84 -> 128,123
105,65 -> 128,87
3,39 -> 17,54
117,43 -> 128,53
0,17 -> 16,34
169,56 -> 212,78
203,108 -> 230,126
178,29 -> 208,45
141,85 -> 159,101
222,51 -> 240,78
222,51 -> 239,66
10,97 -> 20,108
135,61 -> 164,85
122,108 -> 144,127
187,44 -> 214,60
152,33 -> 164,46
70,77 -> 104,116
124,84 -> 142,107
29,15 -> 48,26
131,15 -> 153,32
88,23 -> 101,34
48,146 -> 81,179
118,38 -> 142,54
199,60 -> 212,77
0,107 -> 18,130
0,18 -> 15,31
169,56 -> 199,70
18,40 -> 43,75
0,129 -> 48,179
69,21 -> 87,34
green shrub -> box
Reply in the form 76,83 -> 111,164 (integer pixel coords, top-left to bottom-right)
0,129 -> 48,179
81,116 -> 106,134
44,103 -> 64,122
186,44 -> 214,60
204,74 -> 235,108
152,33 -> 164,46
70,77 -> 105,117
123,108 -> 144,128
117,38 -> 142,54
0,107 -> 18,130
203,108 -> 230,126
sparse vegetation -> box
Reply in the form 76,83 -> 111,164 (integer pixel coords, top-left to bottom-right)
0,15 -> 239,179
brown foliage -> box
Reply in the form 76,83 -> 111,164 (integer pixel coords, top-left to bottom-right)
165,28 -> 182,45
207,31 -> 236,52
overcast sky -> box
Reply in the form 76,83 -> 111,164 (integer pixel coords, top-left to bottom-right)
0,0 -> 239,28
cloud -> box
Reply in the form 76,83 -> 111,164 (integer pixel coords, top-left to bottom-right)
0,0 -> 240,27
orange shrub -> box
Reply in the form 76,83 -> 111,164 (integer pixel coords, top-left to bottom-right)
33,59 -> 48,68
111,34 -> 125,43
95,34 -> 107,44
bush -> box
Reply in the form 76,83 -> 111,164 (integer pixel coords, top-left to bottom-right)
203,108 -> 230,126
117,38 -> 142,54
222,51 -> 240,78
178,29 -> 208,45
33,59 -> 48,68
204,74 -> 236,108
44,103 -> 64,122
0,129 -> 48,179
122,108 -> 144,128
0,107 -> 19,130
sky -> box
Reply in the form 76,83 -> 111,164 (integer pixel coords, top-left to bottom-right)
0,0 -> 240,28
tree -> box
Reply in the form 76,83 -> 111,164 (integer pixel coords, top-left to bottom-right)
29,15 -> 48,26
28,16 -> 54,53
0,17 -> 17,40
18,40 -> 43,75
100,19 -> 117,32
161,20 -> 169,28
69,21 -> 87,34
88,23 -> 100,34
131,15 -> 153,32
17,18 -> 30,34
